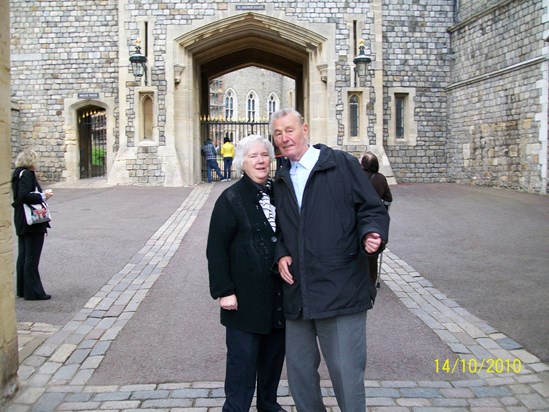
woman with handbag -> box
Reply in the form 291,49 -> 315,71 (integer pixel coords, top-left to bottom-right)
11,148 -> 53,300
207,135 -> 286,412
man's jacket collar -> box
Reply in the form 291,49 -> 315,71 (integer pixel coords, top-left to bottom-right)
275,143 -> 336,183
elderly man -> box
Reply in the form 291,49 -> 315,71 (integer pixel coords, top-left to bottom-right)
270,108 -> 390,412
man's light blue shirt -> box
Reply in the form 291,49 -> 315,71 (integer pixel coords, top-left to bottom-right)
289,145 -> 320,209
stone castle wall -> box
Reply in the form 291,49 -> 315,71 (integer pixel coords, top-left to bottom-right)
447,0 -> 547,192
10,0 -> 119,182
382,1 -> 453,182
458,0 -> 507,21
8,0 -> 548,192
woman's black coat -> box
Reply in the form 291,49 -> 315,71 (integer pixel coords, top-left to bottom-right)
11,167 -> 49,236
207,174 -> 283,334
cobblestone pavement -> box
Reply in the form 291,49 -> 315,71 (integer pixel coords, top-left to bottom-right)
6,183 -> 549,411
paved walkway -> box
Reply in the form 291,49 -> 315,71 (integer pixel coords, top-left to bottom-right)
6,182 -> 549,411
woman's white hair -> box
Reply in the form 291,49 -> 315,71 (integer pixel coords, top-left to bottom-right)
234,134 -> 275,177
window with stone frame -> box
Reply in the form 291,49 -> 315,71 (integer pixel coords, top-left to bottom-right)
268,93 -> 279,119
395,94 -> 406,139
349,93 -> 360,138
344,90 -> 365,142
247,91 -> 258,122
224,90 -> 235,120
388,88 -> 417,146
140,92 -> 154,141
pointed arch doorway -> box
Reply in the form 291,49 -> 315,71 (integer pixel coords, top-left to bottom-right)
170,12 -> 331,185
78,106 -> 107,178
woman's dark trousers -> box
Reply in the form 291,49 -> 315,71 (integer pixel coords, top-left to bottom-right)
223,327 -> 285,412
17,233 -> 47,299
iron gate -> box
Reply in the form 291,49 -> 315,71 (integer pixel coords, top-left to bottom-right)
78,108 -> 107,178
200,117 -> 281,182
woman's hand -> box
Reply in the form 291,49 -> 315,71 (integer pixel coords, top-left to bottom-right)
44,189 -> 53,200
219,294 -> 238,310
278,256 -> 294,285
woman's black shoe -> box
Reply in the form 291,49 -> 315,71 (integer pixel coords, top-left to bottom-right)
25,294 -> 51,301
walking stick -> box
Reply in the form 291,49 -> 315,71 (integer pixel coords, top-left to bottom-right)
377,251 -> 383,288
377,201 -> 391,289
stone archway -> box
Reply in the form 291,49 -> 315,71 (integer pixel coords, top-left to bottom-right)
77,106 -> 107,179
165,11 -> 333,185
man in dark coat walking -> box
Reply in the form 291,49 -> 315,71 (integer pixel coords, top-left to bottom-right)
270,109 -> 389,412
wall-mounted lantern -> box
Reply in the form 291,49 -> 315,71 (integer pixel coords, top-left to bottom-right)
353,39 -> 371,85
129,38 -> 148,85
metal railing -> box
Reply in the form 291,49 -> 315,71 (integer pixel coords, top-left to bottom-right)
200,117 -> 282,181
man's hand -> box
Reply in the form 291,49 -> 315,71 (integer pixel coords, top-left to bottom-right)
278,256 -> 294,285
363,232 -> 382,254
219,294 -> 238,310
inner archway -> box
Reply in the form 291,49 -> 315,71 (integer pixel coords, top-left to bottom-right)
201,66 -> 295,181
198,45 -> 305,117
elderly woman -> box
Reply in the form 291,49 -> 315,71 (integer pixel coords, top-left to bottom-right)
360,151 -> 393,288
11,148 -> 54,300
207,135 -> 286,412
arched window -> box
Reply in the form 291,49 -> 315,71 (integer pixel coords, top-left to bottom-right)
224,90 -> 235,120
267,93 -> 279,118
141,93 -> 154,140
349,94 -> 360,138
247,91 -> 258,122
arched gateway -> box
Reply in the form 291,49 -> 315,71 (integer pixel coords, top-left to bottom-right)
173,12 -> 330,185
111,10 -> 346,187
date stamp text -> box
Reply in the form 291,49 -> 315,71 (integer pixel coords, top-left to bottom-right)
435,358 -> 522,374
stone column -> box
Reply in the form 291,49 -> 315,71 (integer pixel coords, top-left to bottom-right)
371,0 -> 396,185
0,0 -> 19,405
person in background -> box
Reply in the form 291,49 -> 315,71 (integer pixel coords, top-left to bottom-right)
361,151 -> 393,287
274,142 -> 285,170
360,151 -> 392,209
11,148 -> 54,301
202,138 -> 225,183
207,134 -> 286,412
270,108 -> 389,412
220,136 -> 235,181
